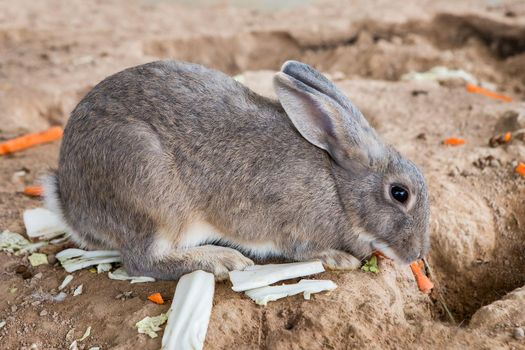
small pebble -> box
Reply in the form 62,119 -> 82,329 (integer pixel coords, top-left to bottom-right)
11,305 -> 17,313
416,132 -> 427,140
448,168 -> 459,177
513,327 -> 524,340
15,265 -> 28,274
39,310 -> 48,317
47,254 -> 57,265
34,272 -> 43,279
412,90 -> 428,97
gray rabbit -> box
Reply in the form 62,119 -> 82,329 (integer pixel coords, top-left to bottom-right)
44,60 -> 430,280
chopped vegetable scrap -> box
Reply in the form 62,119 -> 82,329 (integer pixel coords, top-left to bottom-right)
489,131 -> 513,147
78,326 -> 91,341
28,253 -> 48,267
148,292 -> 164,305
410,260 -> 434,294
443,137 -> 465,146
162,270 -> 214,350
465,84 -> 512,102
245,279 -> 337,306
0,231 -> 30,252
361,255 -> 380,273
136,313 -> 168,338
23,185 -> 44,197
73,284 -> 83,296
96,263 -> 112,274
401,66 -> 477,84
59,275 -> 74,290
108,267 -> 155,283
229,260 -> 325,292
0,126 -> 63,155
516,162 -> 525,177
56,248 -> 121,273
23,207 -> 67,240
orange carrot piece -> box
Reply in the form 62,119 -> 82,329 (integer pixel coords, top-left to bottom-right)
410,260 -> 434,294
23,186 -> 44,197
0,126 -> 63,155
147,292 -> 164,305
516,162 -> 525,177
373,251 -> 387,259
503,132 -> 511,143
443,137 -> 465,146
465,84 -> 512,102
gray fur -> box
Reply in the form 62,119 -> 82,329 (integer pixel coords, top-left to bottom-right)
45,59 -> 429,280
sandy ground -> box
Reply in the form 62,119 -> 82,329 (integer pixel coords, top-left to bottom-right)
1,0 -> 525,349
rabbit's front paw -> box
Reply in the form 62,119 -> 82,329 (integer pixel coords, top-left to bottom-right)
314,249 -> 361,270
201,245 -> 254,281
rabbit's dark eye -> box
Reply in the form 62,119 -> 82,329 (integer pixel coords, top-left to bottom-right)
391,185 -> 409,204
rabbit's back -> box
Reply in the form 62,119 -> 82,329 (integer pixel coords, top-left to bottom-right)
56,60 -> 341,252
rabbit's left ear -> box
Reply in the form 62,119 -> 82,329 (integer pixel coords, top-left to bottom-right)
273,62 -> 384,170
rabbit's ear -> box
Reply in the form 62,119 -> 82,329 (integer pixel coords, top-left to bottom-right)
280,61 -> 366,124
274,70 -> 383,169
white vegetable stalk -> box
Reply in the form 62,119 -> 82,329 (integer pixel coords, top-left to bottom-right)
229,260 -> 325,292
56,248 -> 121,273
23,208 -> 68,240
162,270 -> 215,350
245,279 -> 337,306
107,267 -> 155,283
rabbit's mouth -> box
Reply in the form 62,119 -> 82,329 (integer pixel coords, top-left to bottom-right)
370,240 -> 407,264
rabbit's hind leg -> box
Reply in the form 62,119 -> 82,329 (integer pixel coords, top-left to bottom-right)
123,243 -> 254,281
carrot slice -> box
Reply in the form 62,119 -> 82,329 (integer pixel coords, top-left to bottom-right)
443,137 -> 465,146
465,84 -> 512,102
0,126 -> 63,155
516,162 -> 525,177
23,186 -> 44,197
147,292 -> 164,305
372,251 -> 386,259
410,260 -> 434,294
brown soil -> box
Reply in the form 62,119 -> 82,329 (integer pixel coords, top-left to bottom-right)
1,0 -> 525,349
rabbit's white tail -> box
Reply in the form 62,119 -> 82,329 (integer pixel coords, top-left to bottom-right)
41,172 -> 85,247
42,171 -> 64,219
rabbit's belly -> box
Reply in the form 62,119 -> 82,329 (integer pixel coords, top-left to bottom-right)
174,219 -> 281,259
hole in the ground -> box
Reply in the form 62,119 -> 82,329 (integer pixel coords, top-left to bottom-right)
429,188 -> 525,324
430,13 -> 525,59
276,307 -> 304,331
